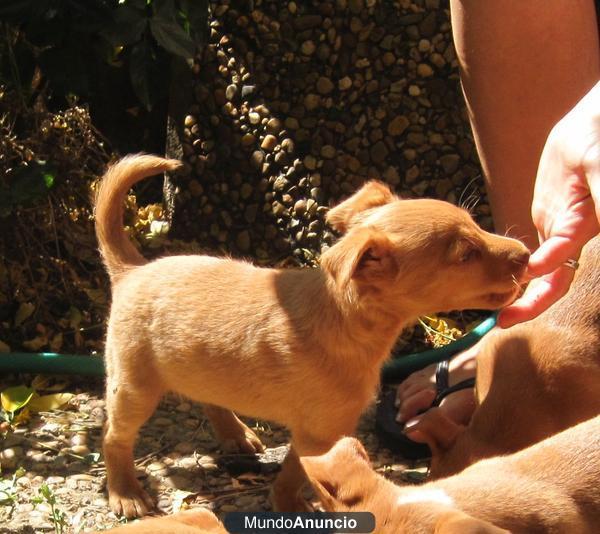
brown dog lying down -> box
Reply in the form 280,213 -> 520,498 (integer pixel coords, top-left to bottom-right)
95,154 -> 529,517
406,235 -> 600,478
100,509 -> 226,533
302,417 -> 600,534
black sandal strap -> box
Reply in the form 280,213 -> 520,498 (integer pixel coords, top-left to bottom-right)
432,377 -> 476,407
435,359 -> 450,395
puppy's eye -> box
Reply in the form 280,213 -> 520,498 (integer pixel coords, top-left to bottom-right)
459,245 -> 481,263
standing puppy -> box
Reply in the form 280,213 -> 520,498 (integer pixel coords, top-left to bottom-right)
95,154 -> 529,517
302,418 -> 600,533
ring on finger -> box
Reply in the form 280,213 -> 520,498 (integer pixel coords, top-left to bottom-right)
563,258 -> 579,270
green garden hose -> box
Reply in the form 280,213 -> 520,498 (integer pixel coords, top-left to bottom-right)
2,352 -> 104,376
2,313 -> 496,380
381,313 -> 497,383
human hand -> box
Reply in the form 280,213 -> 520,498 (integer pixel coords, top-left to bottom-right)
499,81 -> 600,328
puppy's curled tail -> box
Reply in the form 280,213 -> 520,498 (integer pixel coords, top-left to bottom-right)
95,154 -> 181,279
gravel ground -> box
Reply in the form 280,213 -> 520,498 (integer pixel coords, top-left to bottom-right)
0,376 -> 426,533
171,0 -> 492,265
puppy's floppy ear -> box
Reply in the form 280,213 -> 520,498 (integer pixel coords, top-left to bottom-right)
404,408 -> 463,456
435,510 -> 510,534
300,438 -> 370,512
321,226 -> 398,289
327,180 -> 397,233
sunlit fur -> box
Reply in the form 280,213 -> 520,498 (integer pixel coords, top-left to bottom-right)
99,509 -> 226,533
95,155 -> 529,518
302,422 -> 600,533
408,236 -> 600,479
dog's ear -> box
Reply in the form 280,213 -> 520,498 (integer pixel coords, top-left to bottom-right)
404,408 -> 463,455
321,227 -> 398,289
300,438 -> 370,511
327,181 -> 397,233
435,510 -> 510,534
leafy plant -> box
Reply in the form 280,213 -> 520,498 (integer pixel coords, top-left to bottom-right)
0,0 -> 209,110
0,467 -> 26,518
0,0 -> 208,215
32,483 -> 68,534
0,160 -> 56,217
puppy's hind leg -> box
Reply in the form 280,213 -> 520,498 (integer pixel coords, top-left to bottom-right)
104,374 -> 164,518
204,405 -> 264,453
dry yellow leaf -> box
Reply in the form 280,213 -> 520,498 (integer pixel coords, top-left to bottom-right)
28,393 -> 74,413
49,332 -> 63,352
22,335 -> 48,351
14,302 -> 35,327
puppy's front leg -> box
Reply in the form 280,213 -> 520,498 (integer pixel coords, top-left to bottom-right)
270,445 -> 313,512
271,428 -> 348,512
204,405 -> 264,453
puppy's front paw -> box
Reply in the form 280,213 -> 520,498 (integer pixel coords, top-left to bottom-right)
222,427 -> 265,454
109,483 -> 155,519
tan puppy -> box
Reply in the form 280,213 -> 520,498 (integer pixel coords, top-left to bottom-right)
302,417 -> 600,534
95,154 -> 529,517
100,509 -> 226,533
406,236 -> 600,478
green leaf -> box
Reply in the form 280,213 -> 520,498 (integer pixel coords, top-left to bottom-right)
39,483 -> 54,503
43,172 -> 55,189
129,41 -> 154,110
0,386 -> 35,414
8,161 -> 56,208
179,0 -> 209,44
103,4 -> 148,47
149,16 -> 195,58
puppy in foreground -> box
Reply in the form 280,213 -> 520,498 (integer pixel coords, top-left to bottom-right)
101,509 -> 226,533
302,417 -> 600,534
406,235 -> 600,478
95,154 -> 529,517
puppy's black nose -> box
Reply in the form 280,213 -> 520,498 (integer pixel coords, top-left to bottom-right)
511,249 -> 530,266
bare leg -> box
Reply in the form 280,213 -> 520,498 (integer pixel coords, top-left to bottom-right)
451,0 -> 600,248
397,0 -> 600,424
204,404 -> 264,453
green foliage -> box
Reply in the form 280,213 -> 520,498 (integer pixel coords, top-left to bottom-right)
0,160 -> 56,217
0,0 -> 208,211
0,467 -> 26,518
0,0 -> 209,110
32,483 -> 68,534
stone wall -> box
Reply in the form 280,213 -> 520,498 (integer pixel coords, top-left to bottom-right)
171,0 -> 490,265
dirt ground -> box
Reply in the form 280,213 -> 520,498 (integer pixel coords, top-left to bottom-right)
0,374 -> 426,533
